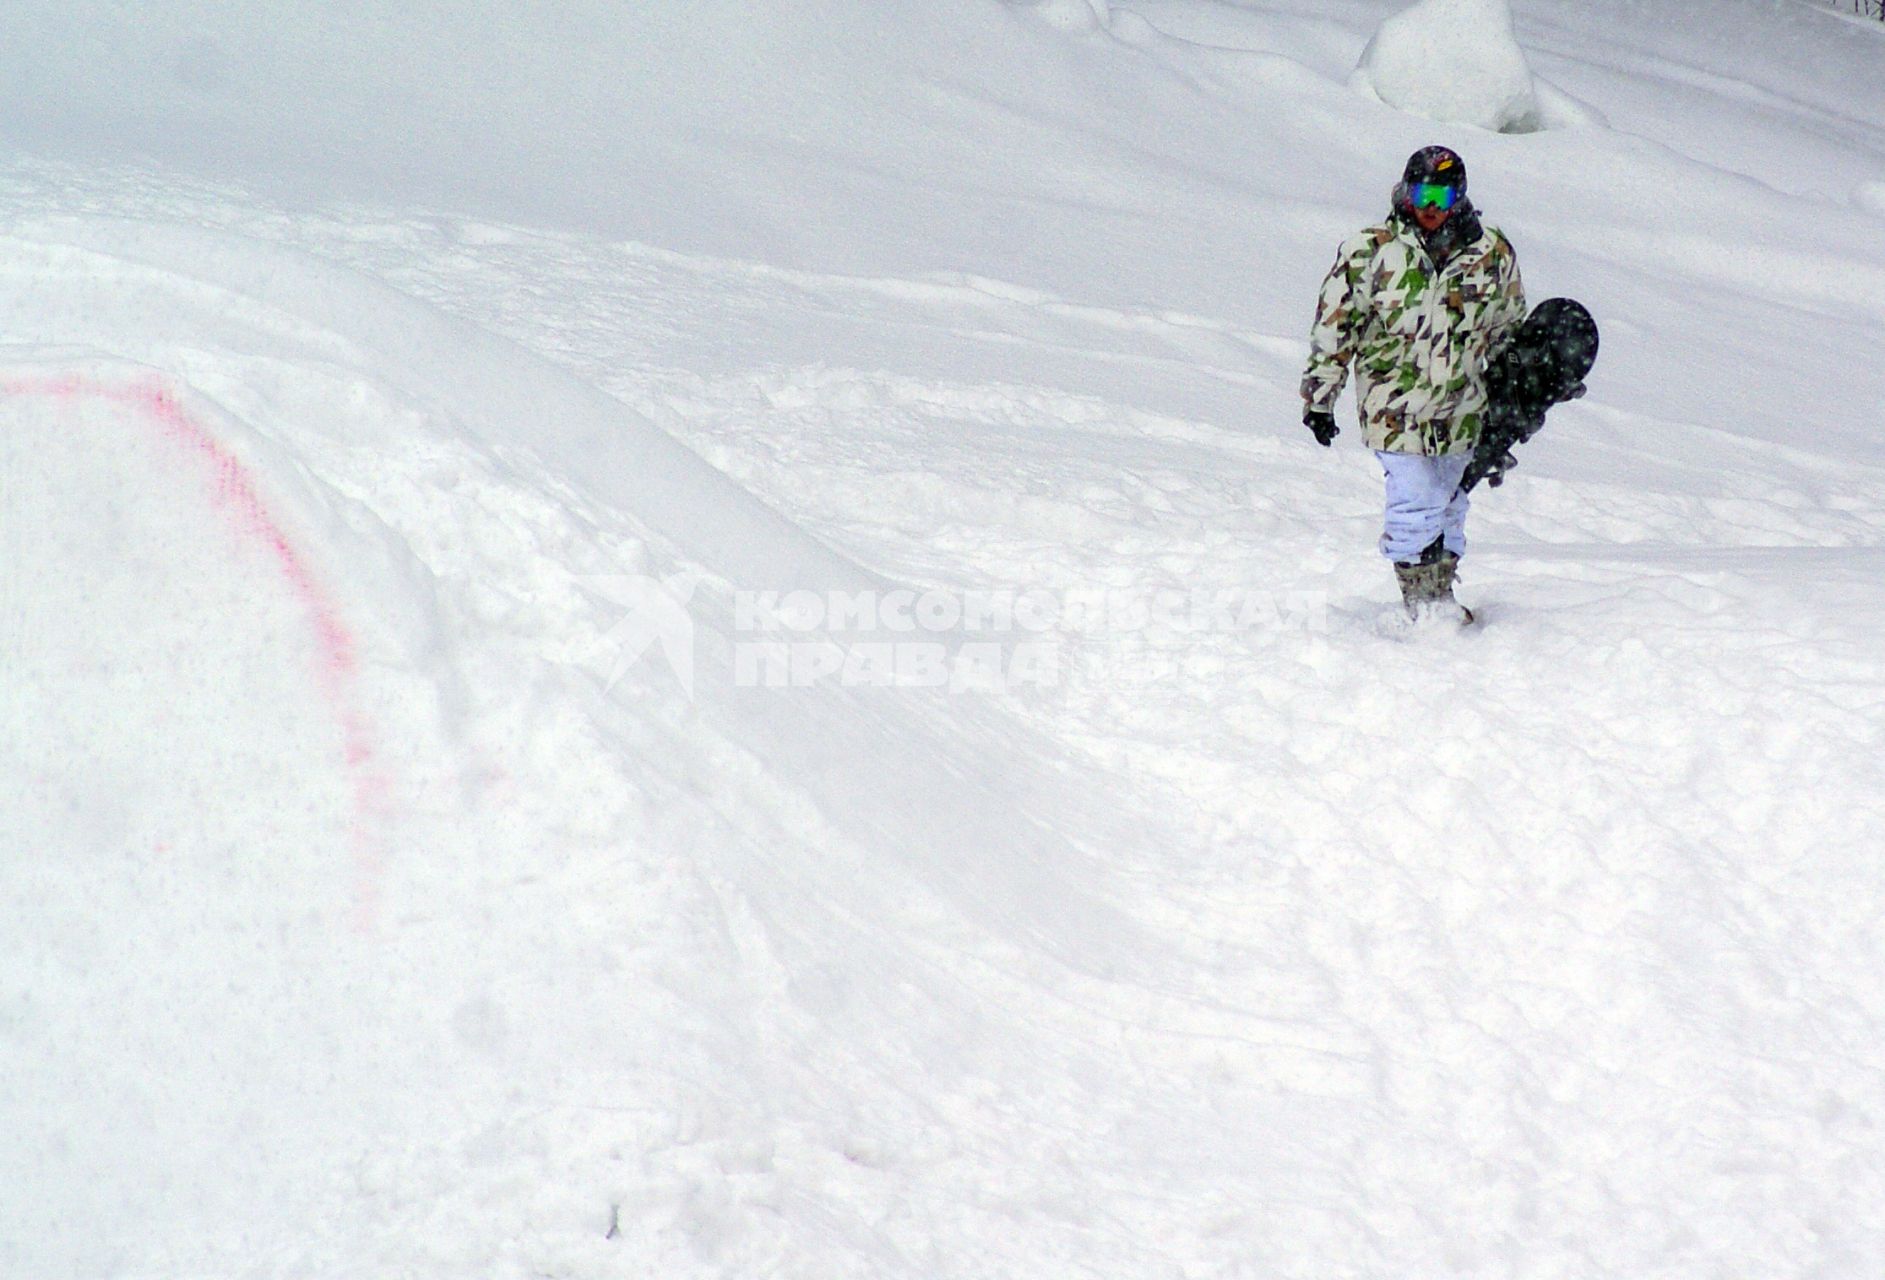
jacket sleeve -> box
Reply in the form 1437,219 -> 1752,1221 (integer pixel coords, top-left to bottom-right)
1485,232 -> 1527,351
1301,231 -> 1379,413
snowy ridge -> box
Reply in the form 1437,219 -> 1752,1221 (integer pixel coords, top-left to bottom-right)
1,215 -> 1177,964
6,1 -> 1885,1276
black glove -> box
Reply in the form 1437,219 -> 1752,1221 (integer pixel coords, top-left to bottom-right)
1303,408 -> 1338,447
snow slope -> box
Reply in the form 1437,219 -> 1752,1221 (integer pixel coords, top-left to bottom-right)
4,2 -> 1885,1277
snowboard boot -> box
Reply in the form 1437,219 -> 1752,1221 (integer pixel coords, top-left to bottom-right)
1431,550 -> 1474,626
1394,539 -> 1474,626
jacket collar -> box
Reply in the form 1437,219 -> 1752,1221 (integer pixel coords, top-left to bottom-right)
1390,201 -> 1485,267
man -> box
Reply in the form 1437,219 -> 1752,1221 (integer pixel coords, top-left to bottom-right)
1301,145 -> 1527,624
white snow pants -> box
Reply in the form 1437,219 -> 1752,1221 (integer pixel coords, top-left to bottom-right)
1376,450 -> 1471,563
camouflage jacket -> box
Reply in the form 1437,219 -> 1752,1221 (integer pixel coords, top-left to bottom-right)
1301,210 -> 1526,455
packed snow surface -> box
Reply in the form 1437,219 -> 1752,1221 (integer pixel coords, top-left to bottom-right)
4,2 -> 1885,1278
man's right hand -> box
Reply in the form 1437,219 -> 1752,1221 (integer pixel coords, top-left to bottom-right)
1303,408 -> 1339,447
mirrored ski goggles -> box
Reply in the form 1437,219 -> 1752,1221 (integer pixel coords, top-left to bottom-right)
1408,181 -> 1462,211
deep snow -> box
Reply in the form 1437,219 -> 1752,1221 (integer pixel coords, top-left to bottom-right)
4,2 -> 1885,1278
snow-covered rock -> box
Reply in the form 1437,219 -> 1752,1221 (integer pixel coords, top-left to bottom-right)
1356,0 -> 1543,134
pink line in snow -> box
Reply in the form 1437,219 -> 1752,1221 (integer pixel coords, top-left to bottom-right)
4,373 -> 389,927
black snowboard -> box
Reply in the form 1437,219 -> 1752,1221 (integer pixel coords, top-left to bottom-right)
1459,297 -> 1599,494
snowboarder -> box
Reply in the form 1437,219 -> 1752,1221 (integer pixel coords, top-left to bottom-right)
1301,145 -> 1527,623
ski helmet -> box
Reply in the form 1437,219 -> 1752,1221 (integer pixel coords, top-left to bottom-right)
1394,145 -> 1467,216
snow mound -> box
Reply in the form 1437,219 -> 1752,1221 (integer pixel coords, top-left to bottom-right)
1356,0 -> 1543,134
1008,0 -> 1113,34
0,215 -> 1176,1277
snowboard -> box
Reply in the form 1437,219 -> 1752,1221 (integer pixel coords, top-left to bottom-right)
1459,297 -> 1599,494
